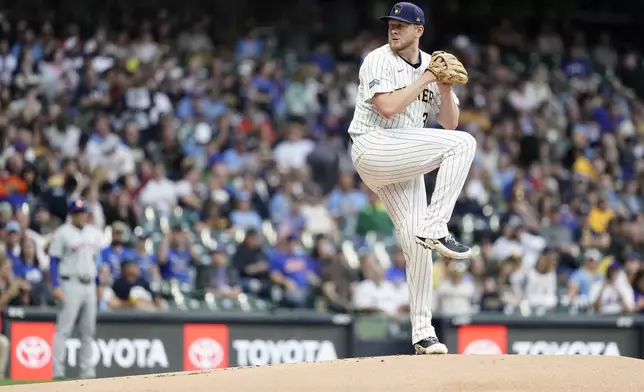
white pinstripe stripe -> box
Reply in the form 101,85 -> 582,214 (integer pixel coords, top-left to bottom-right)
352,127 -> 475,343
349,44 -> 474,344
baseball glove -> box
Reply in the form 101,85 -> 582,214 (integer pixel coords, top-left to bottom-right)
427,51 -> 469,85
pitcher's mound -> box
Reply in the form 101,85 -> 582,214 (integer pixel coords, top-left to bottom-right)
6,355 -> 643,392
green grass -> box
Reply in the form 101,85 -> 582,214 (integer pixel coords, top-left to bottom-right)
0,380 -> 49,386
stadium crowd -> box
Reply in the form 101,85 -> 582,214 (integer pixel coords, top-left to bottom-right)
0,9 -> 643,329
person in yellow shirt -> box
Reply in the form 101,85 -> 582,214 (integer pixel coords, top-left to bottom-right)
587,198 -> 614,233
572,155 -> 596,180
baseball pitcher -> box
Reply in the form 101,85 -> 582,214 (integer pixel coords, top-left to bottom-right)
349,2 -> 475,354
49,198 -> 104,379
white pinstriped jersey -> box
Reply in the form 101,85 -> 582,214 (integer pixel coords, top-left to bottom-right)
348,44 -> 459,137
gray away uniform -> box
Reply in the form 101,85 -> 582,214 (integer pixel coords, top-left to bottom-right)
48,223 -> 104,379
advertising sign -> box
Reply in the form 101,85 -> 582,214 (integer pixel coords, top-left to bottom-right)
9,321 -> 183,380
183,324 -> 229,370
448,323 -> 640,358
228,325 -> 349,367
507,328 -> 638,357
457,325 -> 507,354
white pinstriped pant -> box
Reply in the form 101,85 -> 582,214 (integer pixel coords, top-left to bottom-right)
351,128 -> 476,343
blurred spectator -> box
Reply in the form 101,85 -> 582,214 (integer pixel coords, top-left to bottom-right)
318,236 -> 356,312
108,258 -> 160,311
130,233 -> 160,283
269,236 -> 321,308
175,164 -> 205,212
4,220 -> 24,276
327,172 -> 368,231
567,249 -> 604,308
232,229 -> 271,297
355,191 -> 394,237
633,270 -> 644,314
497,256 -> 524,309
229,192 -> 262,231
20,237 -> 48,306
479,276 -> 504,312
385,249 -> 406,284
0,203 -> 12,227
157,224 -> 200,284
300,186 -> 335,236
524,249 -> 558,311
590,263 -> 634,314
82,184 -> 106,229
99,221 -> 132,282
434,260 -> 476,317
205,248 -> 242,299
353,257 -> 408,319
0,254 -> 25,308
138,162 -> 177,216
273,122 -> 314,171
490,217 -> 546,274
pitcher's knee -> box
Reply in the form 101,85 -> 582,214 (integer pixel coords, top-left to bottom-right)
456,131 -> 477,153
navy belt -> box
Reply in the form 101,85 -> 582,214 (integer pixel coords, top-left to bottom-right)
60,276 -> 94,285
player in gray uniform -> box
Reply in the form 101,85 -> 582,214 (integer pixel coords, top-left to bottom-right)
49,198 -> 104,379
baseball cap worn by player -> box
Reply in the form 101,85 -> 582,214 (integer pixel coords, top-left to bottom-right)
379,2 -> 425,25
68,198 -> 88,214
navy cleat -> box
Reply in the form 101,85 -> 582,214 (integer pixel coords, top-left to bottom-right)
416,234 -> 471,259
414,337 -> 448,355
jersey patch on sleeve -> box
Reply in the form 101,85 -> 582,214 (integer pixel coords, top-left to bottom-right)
369,79 -> 380,89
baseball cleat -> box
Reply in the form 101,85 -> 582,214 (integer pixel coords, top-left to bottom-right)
414,337 -> 448,355
416,234 -> 471,259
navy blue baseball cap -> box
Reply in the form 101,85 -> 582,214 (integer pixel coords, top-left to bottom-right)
379,2 -> 425,25
68,198 -> 88,214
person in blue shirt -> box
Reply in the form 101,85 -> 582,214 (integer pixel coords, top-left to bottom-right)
269,182 -> 292,225
385,248 -> 407,284
98,221 -> 133,280
235,30 -> 264,60
19,237 -> 46,305
307,42 -> 335,73
327,173 -> 368,230
229,192 -> 262,231
130,232 -> 160,283
4,221 -> 25,277
157,223 -> 200,284
222,138 -> 254,174
567,248 -> 604,305
277,199 -> 306,238
269,235 -> 321,308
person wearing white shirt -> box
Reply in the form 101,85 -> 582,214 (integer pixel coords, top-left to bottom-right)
590,264 -> 635,315
354,260 -> 408,318
490,218 -> 546,274
300,188 -> 336,236
138,163 -> 177,216
434,260 -> 476,317
524,250 -> 558,311
273,123 -> 315,170
84,116 -> 135,182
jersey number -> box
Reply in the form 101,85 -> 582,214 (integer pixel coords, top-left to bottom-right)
422,112 -> 428,125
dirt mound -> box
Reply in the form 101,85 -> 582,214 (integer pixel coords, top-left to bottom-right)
5,355 -> 642,392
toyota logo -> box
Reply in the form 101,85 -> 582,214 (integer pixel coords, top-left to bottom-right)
188,338 -> 224,369
463,339 -> 503,355
16,336 -> 52,369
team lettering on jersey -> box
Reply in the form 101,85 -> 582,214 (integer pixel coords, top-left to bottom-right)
395,86 -> 432,103
349,44 -> 445,135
